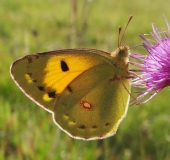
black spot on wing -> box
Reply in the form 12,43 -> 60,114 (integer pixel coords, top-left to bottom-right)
38,86 -> 44,91
105,122 -> 110,126
92,125 -> 97,129
48,91 -> 56,98
33,79 -> 37,83
78,125 -> 86,129
27,57 -> 33,63
67,85 -> 73,93
27,72 -> 32,77
26,54 -> 39,63
61,60 -> 69,72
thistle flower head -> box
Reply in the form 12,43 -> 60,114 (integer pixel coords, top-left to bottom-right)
130,14 -> 170,104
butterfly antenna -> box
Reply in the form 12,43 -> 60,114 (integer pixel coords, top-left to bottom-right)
118,26 -> 122,49
129,43 -> 143,49
119,15 -> 133,47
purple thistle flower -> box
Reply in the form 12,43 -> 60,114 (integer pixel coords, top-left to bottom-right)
130,14 -> 170,104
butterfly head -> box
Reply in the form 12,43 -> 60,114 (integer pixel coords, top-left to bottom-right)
111,45 -> 130,62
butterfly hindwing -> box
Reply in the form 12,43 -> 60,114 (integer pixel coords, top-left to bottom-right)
53,63 -> 130,140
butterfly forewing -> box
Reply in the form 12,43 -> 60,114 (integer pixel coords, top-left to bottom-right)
10,49 -> 112,112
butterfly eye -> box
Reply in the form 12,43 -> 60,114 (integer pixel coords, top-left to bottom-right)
119,49 -> 126,56
117,46 -> 130,58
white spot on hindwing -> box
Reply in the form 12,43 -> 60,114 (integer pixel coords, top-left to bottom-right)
79,100 -> 92,110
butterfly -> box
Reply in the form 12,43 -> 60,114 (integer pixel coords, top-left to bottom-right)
10,16 -> 133,140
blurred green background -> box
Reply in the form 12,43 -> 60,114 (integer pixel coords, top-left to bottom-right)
0,0 -> 170,159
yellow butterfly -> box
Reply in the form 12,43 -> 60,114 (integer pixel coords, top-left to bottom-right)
10,16 -> 132,140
